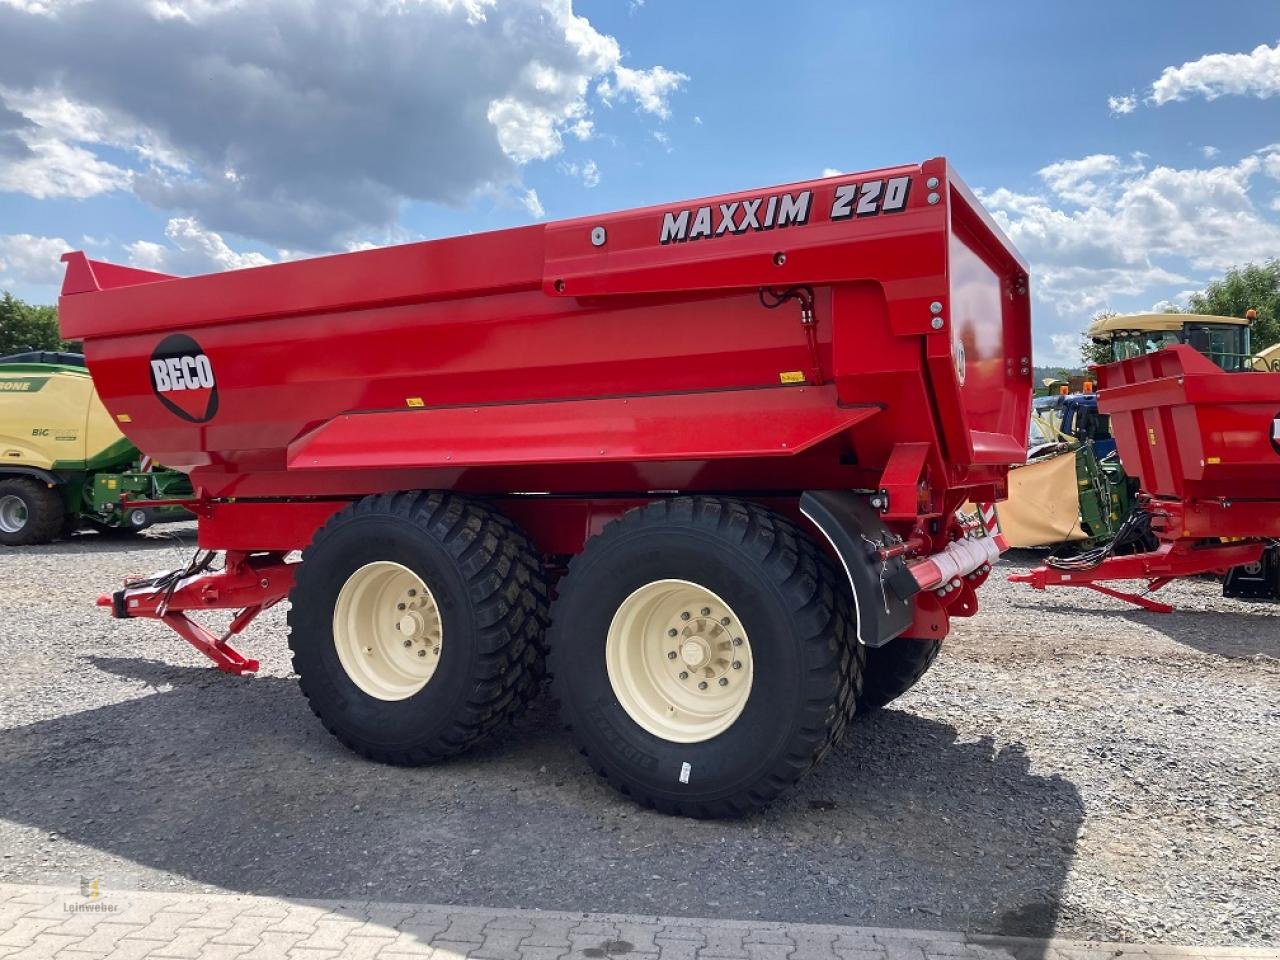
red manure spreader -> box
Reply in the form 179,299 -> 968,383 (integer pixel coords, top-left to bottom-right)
1012,345 -> 1280,610
60,158 -> 1031,816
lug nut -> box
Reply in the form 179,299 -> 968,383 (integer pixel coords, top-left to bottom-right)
732,637 -> 743,646
668,628 -> 678,637
679,671 -> 689,680
701,607 -> 710,616
403,640 -> 412,648
667,651 -> 677,660
417,650 -> 427,658
732,661 -> 742,669
680,611 -> 691,621
698,681 -> 708,690
720,617 -> 730,626
398,603 -> 407,611
718,678 -> 729,687
433,647 -> 440,655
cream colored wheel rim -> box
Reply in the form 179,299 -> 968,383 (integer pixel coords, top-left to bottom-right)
605,579 -> 754,743
333,561 -> 443,701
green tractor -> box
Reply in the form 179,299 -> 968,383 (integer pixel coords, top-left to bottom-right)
0,351 -> 192,546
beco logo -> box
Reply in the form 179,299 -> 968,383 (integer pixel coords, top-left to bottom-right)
150,333 -> 219,423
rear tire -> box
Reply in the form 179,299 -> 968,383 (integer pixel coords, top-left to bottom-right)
856,636 -> 942,713
0,477 -> 63,546
550,497 -> 862,818
287,491 -> 549,765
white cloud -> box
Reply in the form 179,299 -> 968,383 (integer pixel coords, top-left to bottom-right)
0,95 -> 132,198
821,167 -> 843,178
518,188 -> 545,219
0,136 -> 131,198
1202,145 -> 1220,159
0,232 -> 69,286
598,64 -> 687,119
0,0 -> 686,249
1262,149 -> 1280,180
984,151 -> 1280,287
1112,40 -> 1280,113
981,147 -> 1280,362
124,217 -> 271,275
487,97 -> 567,165
1150,40 -> 1280,105
1045,333 -> 1083,368
0,0 -> 89,12
1107,94 -> 1137,116
558,158 -> 600,188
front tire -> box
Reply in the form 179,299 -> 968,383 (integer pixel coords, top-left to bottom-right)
287,491 -> 549,765
550,497 -> 862,818
0,477 -> 63,546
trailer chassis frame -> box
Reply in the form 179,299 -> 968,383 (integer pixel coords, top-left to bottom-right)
1009,538 -> 1266,613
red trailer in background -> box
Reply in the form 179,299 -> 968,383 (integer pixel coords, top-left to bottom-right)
1012,345 -> 1280,611
60,158 -> 1031,816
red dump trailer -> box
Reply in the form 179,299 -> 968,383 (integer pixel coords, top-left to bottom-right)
1012,345 -> 1280,610
60,158 -> 1031,816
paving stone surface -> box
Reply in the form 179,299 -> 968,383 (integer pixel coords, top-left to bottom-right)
2,885 -> 1275,960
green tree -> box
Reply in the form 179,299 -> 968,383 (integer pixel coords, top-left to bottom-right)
1080,310 -> 1115,367
1186,260 -> 1280,352
0,291 -> 75,355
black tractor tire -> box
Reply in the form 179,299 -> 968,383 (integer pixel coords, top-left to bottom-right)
287,490 -> 549,765
0,477 -> 64,546
856,635 -> 942,713
549,496 -> 862,818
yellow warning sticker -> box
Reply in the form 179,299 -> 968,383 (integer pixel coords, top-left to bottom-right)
778,371 -> 806,385
116,413 -> 132,423
406,397 -> 425,408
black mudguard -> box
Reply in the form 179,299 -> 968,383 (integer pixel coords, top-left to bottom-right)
799,490 -> 918,648
0,465 -> 63,486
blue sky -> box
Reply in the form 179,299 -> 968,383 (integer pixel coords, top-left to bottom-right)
1,0 -> 1278,366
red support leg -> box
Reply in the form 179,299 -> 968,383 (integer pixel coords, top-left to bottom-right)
98,551 -> 295,674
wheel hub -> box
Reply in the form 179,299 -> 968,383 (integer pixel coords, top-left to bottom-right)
0,495 -> 28,534
333,561 -> 443,701
680,638 -> 710,667
605,579 -> 754,743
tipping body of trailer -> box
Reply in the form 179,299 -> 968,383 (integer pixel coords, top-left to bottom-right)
62,158 -> 1031,815
1012,345 -> 1280,610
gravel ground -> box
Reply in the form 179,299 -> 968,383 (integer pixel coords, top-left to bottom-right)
0,526 -> 1276,947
